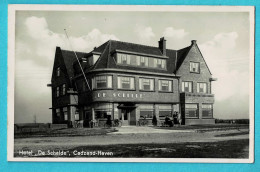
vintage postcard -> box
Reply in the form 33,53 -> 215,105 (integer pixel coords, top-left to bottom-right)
7,5 -> 255,162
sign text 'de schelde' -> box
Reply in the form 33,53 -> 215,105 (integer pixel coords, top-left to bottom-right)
94,92 -> 144,99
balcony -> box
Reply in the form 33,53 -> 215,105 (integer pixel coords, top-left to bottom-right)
180,92 -> 215,103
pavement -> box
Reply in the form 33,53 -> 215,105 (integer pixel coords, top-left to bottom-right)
108,126 -> 195,134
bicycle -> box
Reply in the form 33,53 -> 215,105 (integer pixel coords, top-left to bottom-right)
138,119 -> 149,126
103,119 -> 122,128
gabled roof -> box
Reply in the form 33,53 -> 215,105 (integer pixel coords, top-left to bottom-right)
92,40 -> 177,74
60,48 -> 86,80
58,39 -> 212,79
176,45 -> 192,71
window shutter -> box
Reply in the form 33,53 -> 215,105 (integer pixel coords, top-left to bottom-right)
150,79 -> 154,90
118,76 -> 122,89
169,81 -> 172,91
130,77 -> 134,89
139,78 -> 142,90
107,76 -> 112,88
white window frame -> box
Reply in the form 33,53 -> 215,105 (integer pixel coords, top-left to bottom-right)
190,62 -> 200,73
139,78 -> 154,91
93,75 -> 112,89
118,76 -> 135,90
159,80 -> 173,92
182,81 -> 193,93
197,82 -> 207,93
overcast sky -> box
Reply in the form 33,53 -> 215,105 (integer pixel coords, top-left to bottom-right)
14,10 -> 251,123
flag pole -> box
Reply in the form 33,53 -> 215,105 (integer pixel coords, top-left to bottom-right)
64,29 -> 91,90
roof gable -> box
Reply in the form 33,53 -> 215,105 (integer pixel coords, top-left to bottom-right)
176,43 -> 212,75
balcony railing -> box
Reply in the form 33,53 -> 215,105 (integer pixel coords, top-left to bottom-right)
180,92 -> 214,98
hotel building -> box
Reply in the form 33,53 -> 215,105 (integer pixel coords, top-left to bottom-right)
48,37 -> 216,127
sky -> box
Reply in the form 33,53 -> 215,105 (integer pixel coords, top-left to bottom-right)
14,10 -> 251,123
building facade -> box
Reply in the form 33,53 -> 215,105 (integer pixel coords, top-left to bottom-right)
48,38 -> 216,127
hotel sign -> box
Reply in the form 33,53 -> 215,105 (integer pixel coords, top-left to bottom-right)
94,92 -> 144,99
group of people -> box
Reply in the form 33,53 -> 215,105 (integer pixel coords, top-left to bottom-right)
164,112 -> 182,127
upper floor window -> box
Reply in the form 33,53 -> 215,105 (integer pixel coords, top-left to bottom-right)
190,62 -> 200,73
56,109 -> 60,117
159,80 -> 172,92
140,56 -> 148,67
62,84 -> 66,95
56,87 -> 60,97
139,78 -> 154,91
93,75 -> 112,89
117,54 -> 130,65
56,67 -> 60,76
118,76 -> 135,90
116,53 -> 166,70
182,81 -> 192,93
197,82 -> 207,93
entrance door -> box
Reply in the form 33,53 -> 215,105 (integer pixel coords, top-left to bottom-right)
121,109 -> 130,126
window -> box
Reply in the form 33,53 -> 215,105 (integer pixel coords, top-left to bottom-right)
139,78 -> 154,91
182,81 -> 193,93
159,80 -> 172,92
62,84 -> 66,95
93,75 -> 112,89
140,104 -> 154,118
148,58 -> 155,68
158,105 -> 172,119
202,104 -> 213,118
56,109 -> 60,117
116,53 -> 166,70
140,56 -> 148,67
118,76 -> 135,90
94,103 -> 113,119
56,87 -> 60,97
130,55 -> 137,65
56,67 -> 60,76
190,62 -> 200,73
117,53 -> 130,65
185,104 -> 198,118
156,59 -> 166,69
63,107 -> 68,120
197,82 -> 207,93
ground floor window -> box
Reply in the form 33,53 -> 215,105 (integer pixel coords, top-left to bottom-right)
202,104 -> 213,118
63,107 -> 68,120
185,104 -> 198,118
94,103 -> 113,119
158,104 -> 172,119
140,104 -> 154,118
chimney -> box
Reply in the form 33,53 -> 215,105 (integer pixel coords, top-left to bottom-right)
158,37 -> 166,56
191,40 -> 197,45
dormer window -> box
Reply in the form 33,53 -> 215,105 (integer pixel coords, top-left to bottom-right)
117,54 -> 130,65
190,62 -> 200,73
116,52 -> 166,70
56,67 -> 60,76
140,56 -> 148,67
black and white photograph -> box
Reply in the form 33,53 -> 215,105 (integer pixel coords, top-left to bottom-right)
8,5 -> 254,162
